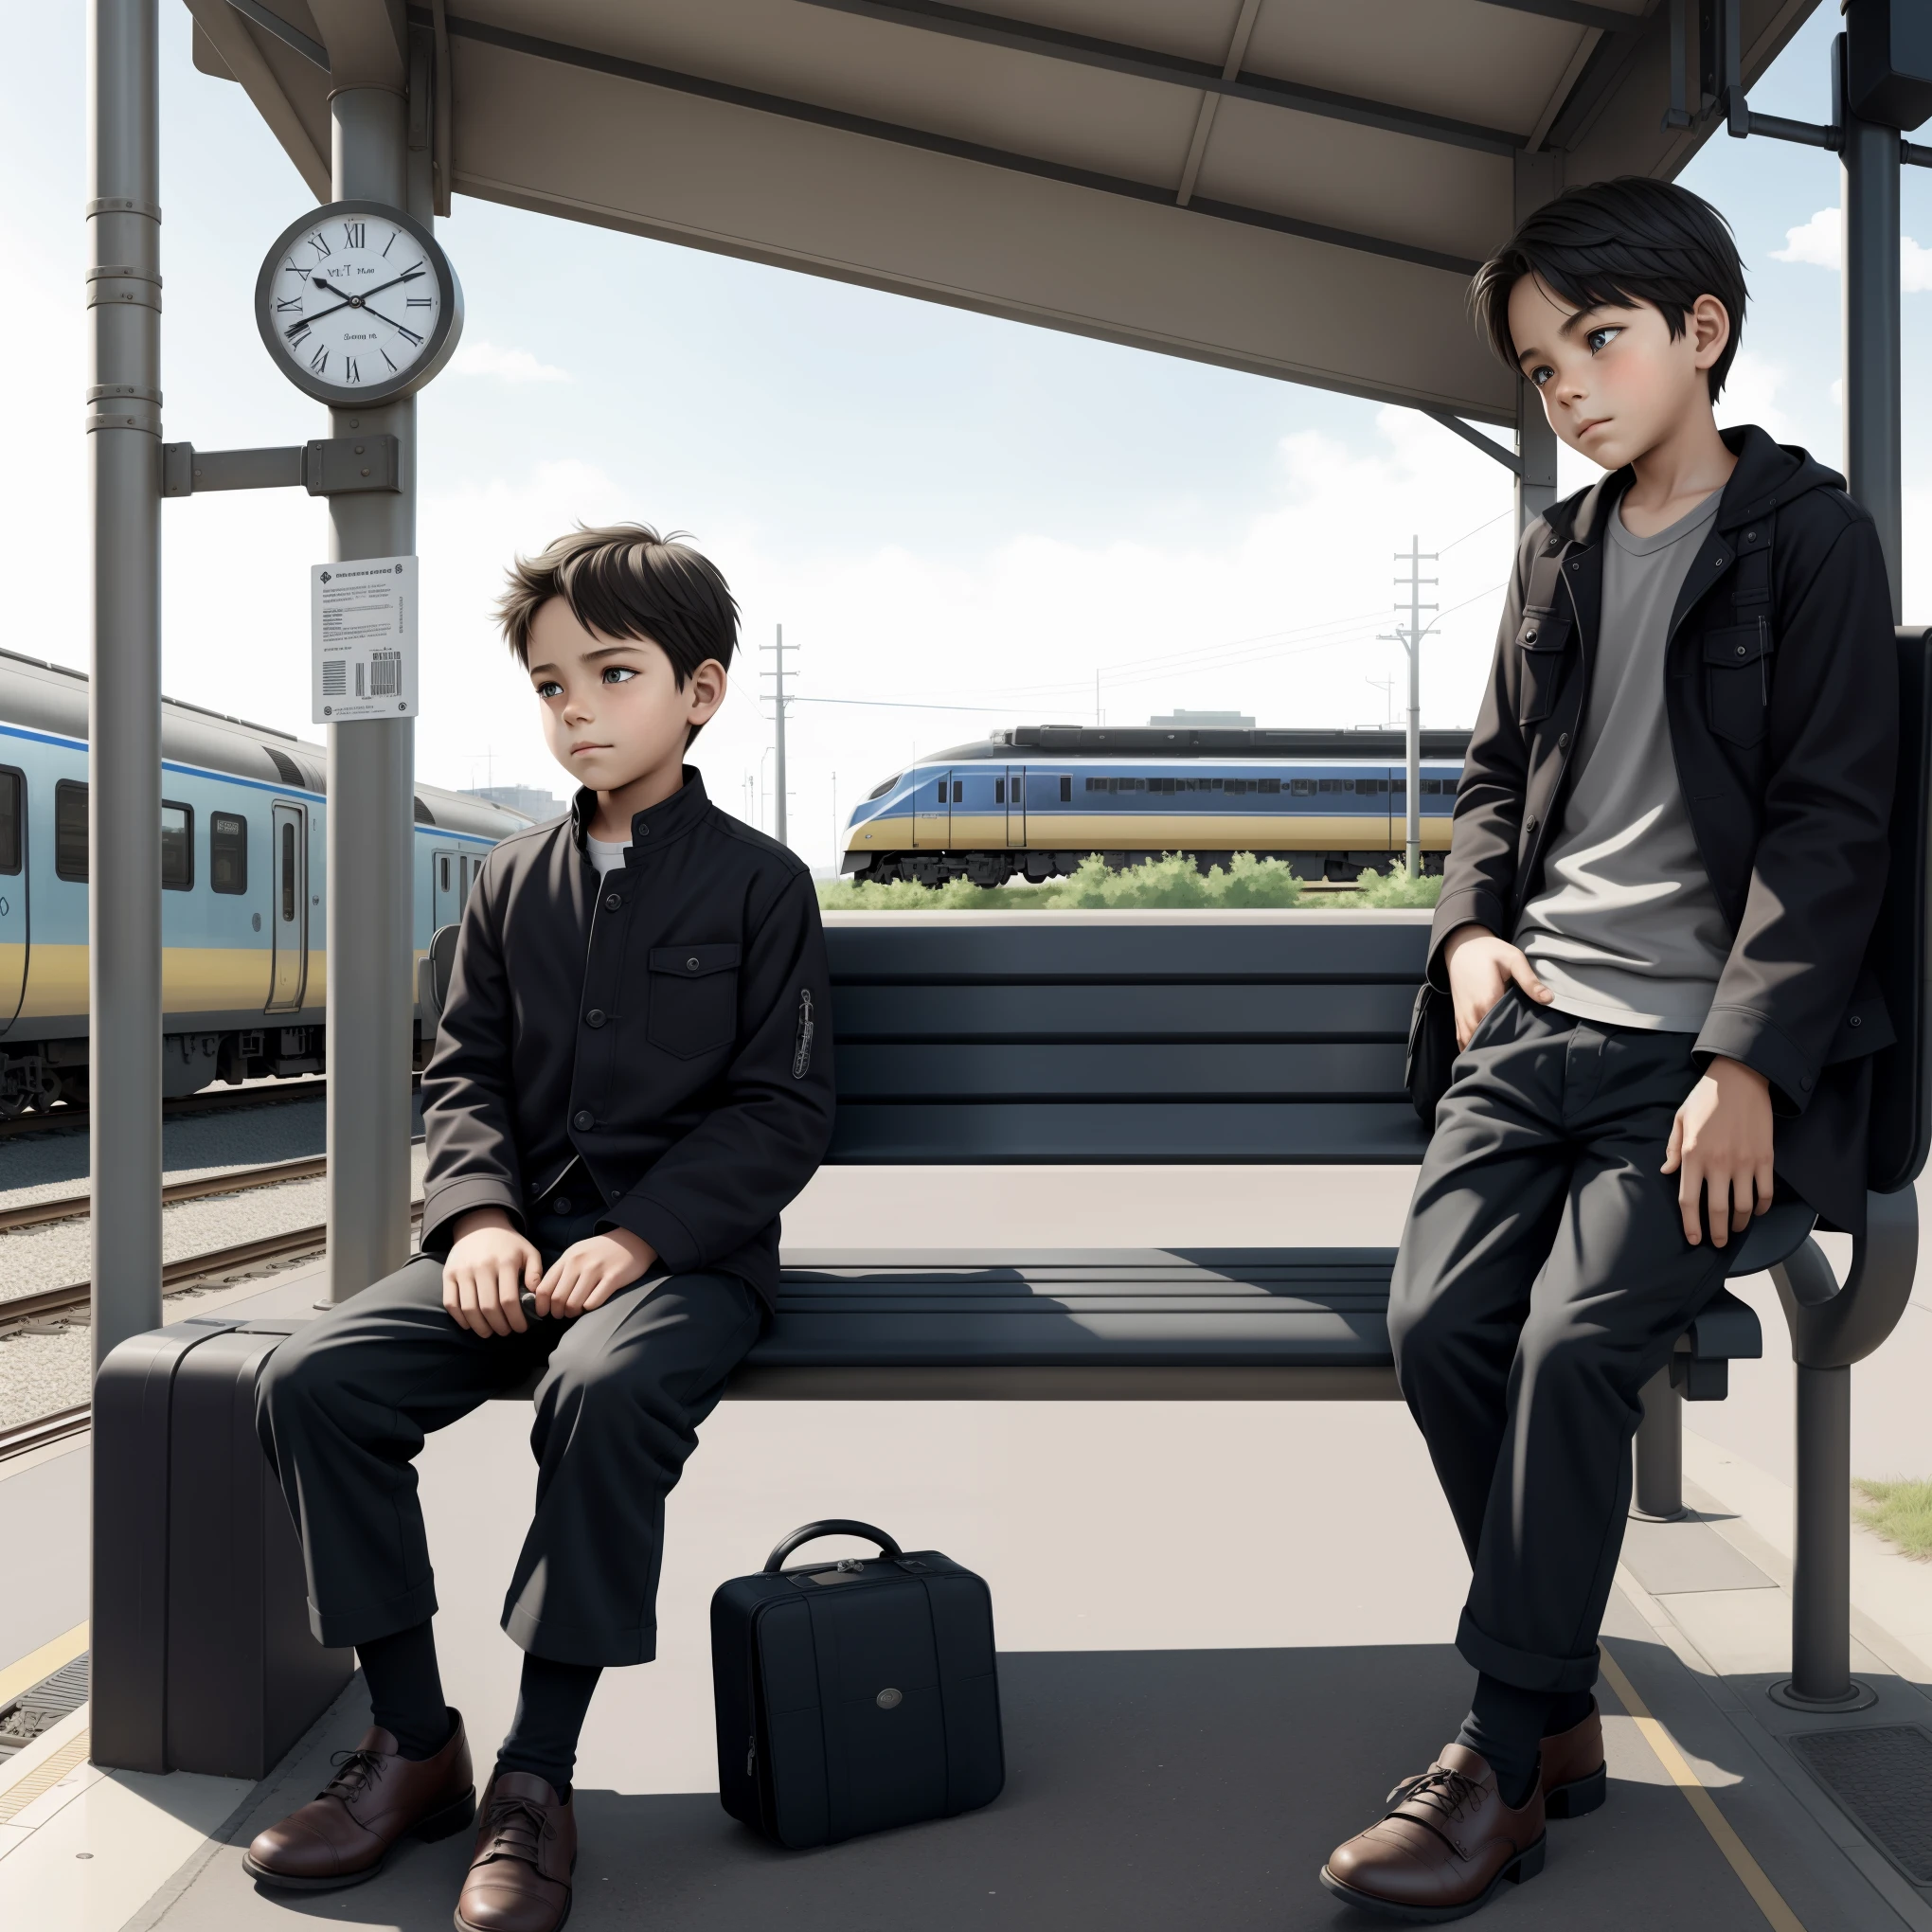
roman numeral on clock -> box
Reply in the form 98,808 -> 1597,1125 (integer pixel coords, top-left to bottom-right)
343,222 -> 366,249
276,296 -> 300,313
345,356 -> 361,384
307,231 -> 331,258
309,344 -> 329,373
393,323 -> 423,347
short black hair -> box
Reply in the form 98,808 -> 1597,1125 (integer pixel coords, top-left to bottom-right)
1472,177 -> 1748,402
496,522 -> 740,682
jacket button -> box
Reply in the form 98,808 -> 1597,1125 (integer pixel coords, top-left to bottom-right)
1558,731 -> 1570,749
604,892 -> 622,911
1568,560 -> 1581,571
1799,1076 -> 1813,1092
553,1196 -> 572,1215
687,956 -> 701,971
1850,1014 -> 1863,1028
1525,626 -> 1538,641
585,1009 -> 606,1028
1526,814 -> 1539,832
1746,530 -> 1757,542
1736,644 -> 1747,656
573,1109 -> 594,1131
637,824 -> 650,836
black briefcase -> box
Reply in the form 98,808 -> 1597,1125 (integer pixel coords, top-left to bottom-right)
710,1519 -> 1004,1848
92,1315 -> 353,1778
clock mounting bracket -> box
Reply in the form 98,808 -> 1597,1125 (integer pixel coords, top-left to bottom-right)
160,435 -> 402,499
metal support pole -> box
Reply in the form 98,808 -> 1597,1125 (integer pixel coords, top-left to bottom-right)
1841,35 -> 1904,619
325,86 -> 419,1304
1775,1364 -> 1874,1708
1631,1368 -> 1685,1520
773,624 -> 788,850
1404,539 -> 1422,875
87,0 -> 164,1369
1515,386 -> 1559,536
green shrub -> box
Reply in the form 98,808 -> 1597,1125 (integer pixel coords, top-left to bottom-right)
1351,860 -> 1444,907
819,851 -> 1307,912
1853,1477 -> 1932,1560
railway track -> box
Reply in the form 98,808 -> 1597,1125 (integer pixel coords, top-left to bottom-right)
0,1154 -> 329,1233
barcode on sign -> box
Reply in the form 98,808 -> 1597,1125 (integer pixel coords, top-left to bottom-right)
322,661 -> 347,696
369,650 -> 401,697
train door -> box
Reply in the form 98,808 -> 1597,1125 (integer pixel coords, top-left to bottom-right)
912,768 -> 952,849
1003,764 -> 1026,847
266,801 -> 309,1013
432,848 -> 462,930
0,766 -> 25,1032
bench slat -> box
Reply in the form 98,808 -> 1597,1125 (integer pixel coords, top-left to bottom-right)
832,982 -> 1417,1040
826,1100 -> 1431,1163
834,1040 -> 1410,1100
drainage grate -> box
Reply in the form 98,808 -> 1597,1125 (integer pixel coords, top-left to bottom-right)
1789,1725 -> 1932,1885
0,1652 -> 89,1762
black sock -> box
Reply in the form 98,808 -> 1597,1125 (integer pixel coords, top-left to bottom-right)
495,1653 -> 602,1800
1545,1687 -> 1595,1736
357,1621 -> 453,1761
1455,1674 -> 1544,1809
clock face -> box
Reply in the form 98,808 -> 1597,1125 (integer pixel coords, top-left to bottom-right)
255,201 -> 462,406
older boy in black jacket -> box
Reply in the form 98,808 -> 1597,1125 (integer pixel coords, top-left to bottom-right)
246,527 -> 834,1932
1322,181 -> 1897,1921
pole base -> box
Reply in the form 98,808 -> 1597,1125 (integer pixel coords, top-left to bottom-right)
1629,1504 -> 1689,1524
1768,1677 -> 1879,1712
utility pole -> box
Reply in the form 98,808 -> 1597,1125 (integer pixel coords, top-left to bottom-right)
761,624 -> 796,849
1380,537 -> 1438,877
831,771 -> 839,871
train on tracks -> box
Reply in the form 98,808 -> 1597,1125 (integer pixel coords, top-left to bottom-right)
0,648 -> 529,1118
839,724 -> 1473,887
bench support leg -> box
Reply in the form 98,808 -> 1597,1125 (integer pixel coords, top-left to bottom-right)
1771,1362 -> 1876,1709
1631,1368 -> 1685,1521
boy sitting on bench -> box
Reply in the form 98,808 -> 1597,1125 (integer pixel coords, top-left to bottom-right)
1321,179 -> 1898,1921
246,526 -> 834,1932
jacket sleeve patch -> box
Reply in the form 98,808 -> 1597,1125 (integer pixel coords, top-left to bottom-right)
792,989 -> 816,1080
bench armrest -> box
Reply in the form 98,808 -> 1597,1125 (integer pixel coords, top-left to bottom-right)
1770,1186 -> 1920,1369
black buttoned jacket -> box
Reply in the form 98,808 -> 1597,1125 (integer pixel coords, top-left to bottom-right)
420,770 -> 835,1303
1429,425 -> 1898,1238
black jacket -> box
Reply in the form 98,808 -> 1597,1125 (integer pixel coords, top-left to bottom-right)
1430,425 -> 1898,1237
420,770 -> 836,1303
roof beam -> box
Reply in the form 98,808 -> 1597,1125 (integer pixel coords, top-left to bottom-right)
1472,0 -> 1648,31
436,11 -> 1484,275
794,0 -> 1526,156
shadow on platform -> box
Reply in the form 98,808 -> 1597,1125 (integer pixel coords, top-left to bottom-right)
159,1642 -> 1770,1932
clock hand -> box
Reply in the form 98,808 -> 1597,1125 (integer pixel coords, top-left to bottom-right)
287,266 -> 430,338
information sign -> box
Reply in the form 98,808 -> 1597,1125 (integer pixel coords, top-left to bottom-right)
311,555 -> 419,722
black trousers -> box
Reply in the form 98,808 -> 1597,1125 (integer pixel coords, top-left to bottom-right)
1389,990 -> 1732,1694
256,1218 -> 764,1667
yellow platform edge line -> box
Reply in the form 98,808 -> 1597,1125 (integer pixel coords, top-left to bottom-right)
0,1620 -> 88,1713
1598,1640 -> 1806,1932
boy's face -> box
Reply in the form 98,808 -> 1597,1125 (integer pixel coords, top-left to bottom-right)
526,596 -> 726,796
1507,274 -> 1731,471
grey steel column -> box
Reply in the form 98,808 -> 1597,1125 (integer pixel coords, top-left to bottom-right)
1515,389 -> 1558,537
325,86 -> 418,1302
1631,1368 -> 1684,1520
87,0 -> 164,1369
773,624 -> 789,850
1842,53 -> 1903,618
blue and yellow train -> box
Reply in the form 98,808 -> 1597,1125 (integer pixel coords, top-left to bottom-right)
841,724 -> 1473,887
0,648 -> 530,1118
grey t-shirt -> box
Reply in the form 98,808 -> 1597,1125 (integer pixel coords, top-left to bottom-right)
586,834 -> 628,877
1515,490 -> 1732,1032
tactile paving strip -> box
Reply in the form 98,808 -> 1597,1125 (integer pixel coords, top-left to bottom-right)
1789,1725 -> 1932,1884
0,1651 -> 88,1762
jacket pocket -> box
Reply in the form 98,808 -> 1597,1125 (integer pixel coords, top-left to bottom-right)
1514,611 -> 1571,725
1703,621 -> 1775,746
647,943 -> 742,1058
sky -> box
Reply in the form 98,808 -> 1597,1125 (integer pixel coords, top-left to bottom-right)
4,6 -> 1931,872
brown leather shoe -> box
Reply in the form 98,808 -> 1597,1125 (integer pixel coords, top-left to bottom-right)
243,1713 -> 474,1890
455,1770 -> 577,1932
1541,1697 -> 1606,1818
1320,1743 -> 1546,1922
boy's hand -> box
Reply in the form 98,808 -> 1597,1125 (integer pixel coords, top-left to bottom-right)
534,1228 -> 658,1319
443,1208 -> 543,1336
1442,922 -> 1555,1048
1661,1057 -> 1775,1247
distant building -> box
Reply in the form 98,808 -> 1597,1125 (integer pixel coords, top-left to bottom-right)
461,783 -> 565,821
1146,708 -> 1255,728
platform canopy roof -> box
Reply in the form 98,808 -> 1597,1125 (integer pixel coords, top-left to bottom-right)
188,0 -> 1820,427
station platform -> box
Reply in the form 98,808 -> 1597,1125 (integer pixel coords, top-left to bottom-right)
3,1168 -> 1930,1930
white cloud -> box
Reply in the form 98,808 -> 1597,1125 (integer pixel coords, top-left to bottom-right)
1771,204 -> 1932,291
1772,206 -> 1839,269
1716,349 -> 1799,444
449,340 -> 572,383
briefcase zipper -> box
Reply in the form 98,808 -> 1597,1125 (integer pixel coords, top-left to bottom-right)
746,1732 -> 757,1778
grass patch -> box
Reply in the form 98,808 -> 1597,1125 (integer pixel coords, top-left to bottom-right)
1853,1478 -> 1932,1560
818,852 -> 1442,912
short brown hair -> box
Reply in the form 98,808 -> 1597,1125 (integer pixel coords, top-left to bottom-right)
495,523 -> 740,680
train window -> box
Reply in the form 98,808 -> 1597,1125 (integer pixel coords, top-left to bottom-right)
0,768 -> 20,875
994,778 -> 1005,804
952,780 -> 963,803
867,774 -> 901,801
1261,778 -> 1281,795
161,801 -> 193,890
210,812 -> 247,893
439,855 -> 451,892
55,779 -> 87,882
1318,778 -> 1353,794
1291,779 -> 1315,796
1059,776 -> 1071,802
280,820 -> 296,921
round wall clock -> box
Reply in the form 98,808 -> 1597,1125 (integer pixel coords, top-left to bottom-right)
254,200 -> 463,406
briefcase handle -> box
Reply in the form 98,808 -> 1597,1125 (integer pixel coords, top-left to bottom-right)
763,1520 -> 903,1572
